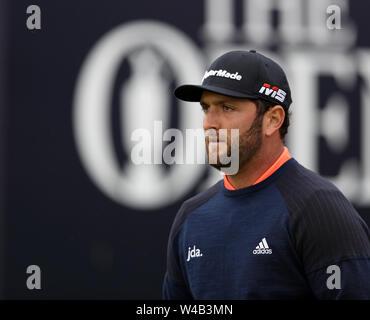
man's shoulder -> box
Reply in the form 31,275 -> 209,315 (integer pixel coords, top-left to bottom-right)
182,179 -> 223,212
168,179 -> 223,239
278,159 -> 369,244
280,161 -> 370,273
277,158 -> 343,201
275,158 -> 365,223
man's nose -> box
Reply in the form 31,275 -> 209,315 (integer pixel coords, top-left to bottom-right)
203,108 -> 221,131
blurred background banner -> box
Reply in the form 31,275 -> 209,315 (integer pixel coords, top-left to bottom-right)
1,0 -> 369,299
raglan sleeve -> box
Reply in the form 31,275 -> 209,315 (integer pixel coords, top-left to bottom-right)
291,189 -> 370,299
162,204 -> 193,300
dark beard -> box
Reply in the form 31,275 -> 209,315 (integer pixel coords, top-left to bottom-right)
206,113 -> 263,173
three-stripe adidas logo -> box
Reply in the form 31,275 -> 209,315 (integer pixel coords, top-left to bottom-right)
252,237 -> 272,254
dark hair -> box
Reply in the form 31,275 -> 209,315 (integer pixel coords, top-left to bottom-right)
254,99 -> 290,141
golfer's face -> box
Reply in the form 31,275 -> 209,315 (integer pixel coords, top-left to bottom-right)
200,91 -> 258,165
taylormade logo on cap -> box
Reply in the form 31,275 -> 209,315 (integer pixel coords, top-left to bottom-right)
202,69 -> 242,82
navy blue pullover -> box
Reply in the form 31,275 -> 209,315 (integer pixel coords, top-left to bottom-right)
163,158 -> 370,299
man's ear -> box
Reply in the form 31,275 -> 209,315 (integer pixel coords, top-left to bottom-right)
263,105 -> 285,137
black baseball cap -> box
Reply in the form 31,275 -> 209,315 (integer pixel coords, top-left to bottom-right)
174,50 -> 292,110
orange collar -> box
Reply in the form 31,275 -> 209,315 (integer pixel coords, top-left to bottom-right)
224,146 -> 291,190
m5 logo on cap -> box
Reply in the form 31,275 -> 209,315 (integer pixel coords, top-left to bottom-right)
259,83 -> 286,103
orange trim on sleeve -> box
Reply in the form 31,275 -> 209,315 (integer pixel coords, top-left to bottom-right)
223,146 -> 291,190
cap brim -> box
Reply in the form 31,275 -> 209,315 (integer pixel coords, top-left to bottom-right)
174,84 -> 258,102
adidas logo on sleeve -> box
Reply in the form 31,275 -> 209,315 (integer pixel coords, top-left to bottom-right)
253,237 -> 272,254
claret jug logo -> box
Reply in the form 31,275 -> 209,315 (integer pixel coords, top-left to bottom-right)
73,21 -> 217,210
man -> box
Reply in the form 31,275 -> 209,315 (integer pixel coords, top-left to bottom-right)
162,50 -> 370,299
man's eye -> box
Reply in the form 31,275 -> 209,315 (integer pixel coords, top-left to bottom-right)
201,105 -> 209,112
223,105 -> 233,111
